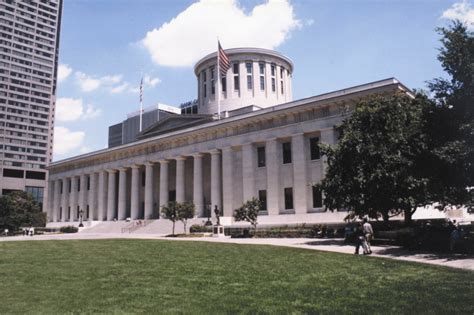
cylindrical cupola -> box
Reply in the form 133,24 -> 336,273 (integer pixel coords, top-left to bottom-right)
194,48 -> 294,115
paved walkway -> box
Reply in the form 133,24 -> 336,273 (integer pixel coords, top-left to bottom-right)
1,233 -> 473,271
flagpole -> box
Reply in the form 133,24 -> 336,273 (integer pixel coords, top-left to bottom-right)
139,78 -> 143,132
216,41 -> 221,120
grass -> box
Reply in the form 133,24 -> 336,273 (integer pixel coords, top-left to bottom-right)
0,239 -> 473,314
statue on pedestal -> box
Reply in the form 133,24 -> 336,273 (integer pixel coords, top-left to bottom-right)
214,205 -> 220,226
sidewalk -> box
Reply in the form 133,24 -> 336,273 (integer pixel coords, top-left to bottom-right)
1,233 -> 473,271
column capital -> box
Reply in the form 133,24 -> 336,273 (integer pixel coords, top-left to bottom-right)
221,146 -> 233,153
192,153 -> 204,158
145,161 -> 155,167
209,149 -> 220,155
291,132 -> 305,138
130,164 -> 141,169
118,167 -> 128,172
266,137 -> 278,143
106,169 -> 117,174
158,159 -> 169,164
175,156 -> 187,161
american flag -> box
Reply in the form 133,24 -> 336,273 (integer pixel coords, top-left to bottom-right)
139,78 -> 143,103
218,41 -> 230,76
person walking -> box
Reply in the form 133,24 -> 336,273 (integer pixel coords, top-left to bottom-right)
362,218 -> 374,254
354,222 -> 369,255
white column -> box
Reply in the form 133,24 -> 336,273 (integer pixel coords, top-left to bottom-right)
79,174 -> 87,218
53,179 -> 60,222
210,150 -> 222,213
222,147 -> 234,216
61,178 -> 67,222
266,138 -> 280,215
69,176 -> 78,222
193,154 -> 204,217
118,167 -> 127,220
175,157 -> 186,203
144,162 -> 154,219
292,133 -> 307,214
242,143 -> 255,201
159,160 -> 169,209
320,129 -> 337,175
88,173 -> 97,221
97,170 -> 107,221
107,170 -> 117,221
130,165 -> 140,220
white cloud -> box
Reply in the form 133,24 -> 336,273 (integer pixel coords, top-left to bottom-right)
441,0 -> 474,30
56,97 -> 102,122
143,75 -> 161,87
141,0 -> 301,67
57,64 -> 72,83
53,126 -> 85,156
110,82 -> 130,94
75,71 -> 123,92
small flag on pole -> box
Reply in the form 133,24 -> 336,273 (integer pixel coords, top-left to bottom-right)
218,41 -> 230,76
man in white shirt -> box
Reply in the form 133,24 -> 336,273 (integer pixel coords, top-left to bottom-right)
362,218 -> 374,254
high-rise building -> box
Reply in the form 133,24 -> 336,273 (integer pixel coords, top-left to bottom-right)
0,0 -> 63,209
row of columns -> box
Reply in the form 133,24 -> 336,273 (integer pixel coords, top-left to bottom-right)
49,131 -> 331,222
50,151 -> 221,222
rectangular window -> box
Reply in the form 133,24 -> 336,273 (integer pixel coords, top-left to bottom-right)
59,207 -> 62,220
68,179 -> 71,193
257,146 -> 266,167
211,66 -> 215,95
142,171 -> 146,187
260,76 -> 265,90
312,186 -> 323,208
282,142 -> 292,164
310,137 -> 321,160
281,80 -> 284,94
86,205 -> 90,219
202,71 -> 207,82
259,62 -> 265,91
271,64 -> 275,76
203,83 -> 207,97
78,178 -> 80,192
259,63 -> 265,75
168,190 -> 176,202
246,62 -> 252,74
271,78 -> 276,92
233,75 -> 239,91
258,190 -> 267,211
247,75 -> 252,90
284,187 -> 293,210
280,67 -> 284,78
60,181 -> 63,194
221,77 -> 226,92
87,176 -> 90,190
233,63 -> 239,74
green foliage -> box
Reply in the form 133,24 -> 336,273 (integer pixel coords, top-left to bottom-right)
59,226 -> 79,233
317,94 -> 431,224
233,198 -> 261,234
177,202 -> 195,234
189,224 -> 212,233
0,191 -> 44,231
425,21 -> 474,210
161,201 -> 196,235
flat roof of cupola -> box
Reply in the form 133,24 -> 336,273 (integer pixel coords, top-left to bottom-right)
194,47 -> 294,75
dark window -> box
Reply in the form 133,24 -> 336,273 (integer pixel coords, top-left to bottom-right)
68,179 -> 71,193
221,77 -> 226,92
87,176 -> 90,190
3,168 -> 24,178
25,186 -> 43,205
246,62 -> 252,74
168,190 -> 176,202
258,190 -> 267,211
260,76 -> 265,90
203,83 -> 207,97
77,205 -> 80,219
282,142 -> 292,164
68,206 -> 71,219
284,187 -> 293,210
60,181 -> 63,194
310,137 -> 321,160
142,171 -> 146,187
86,205 -> 90,219
312,186 -> 323,208
271,78 -> 276,92
233,76 -> 239,91
59,207 -> 62,220
257,146 -> 266,167
78,178 -> 81,192
233,63 -> 239,74
25,171 -> 46,180
211,80 -> 215,94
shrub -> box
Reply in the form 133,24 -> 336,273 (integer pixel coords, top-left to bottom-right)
59,226 -> 78,233
190,224 -> 211,233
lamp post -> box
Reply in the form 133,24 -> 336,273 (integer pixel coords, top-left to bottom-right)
78,209 -> 84,227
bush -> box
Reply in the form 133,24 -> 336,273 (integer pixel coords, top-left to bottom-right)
189,224 -> 212,233
59,226 -> 78,233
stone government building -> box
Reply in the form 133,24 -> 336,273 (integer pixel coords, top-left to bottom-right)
46,48 -> 413,226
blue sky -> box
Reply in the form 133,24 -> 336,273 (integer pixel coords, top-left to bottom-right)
54,0 -> 473,161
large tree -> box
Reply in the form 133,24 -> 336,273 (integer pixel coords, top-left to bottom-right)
425,21 -> 474,210
316,93 -> 431,224
0,191 -> 46,231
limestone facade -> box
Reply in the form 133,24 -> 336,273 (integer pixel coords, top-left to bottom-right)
47,77 -> 411,225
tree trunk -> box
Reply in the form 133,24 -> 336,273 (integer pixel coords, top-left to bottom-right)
404,209 -> 414,226
183,221 -> 187,234
382,212 -> 389,224
172,221 -> 175,235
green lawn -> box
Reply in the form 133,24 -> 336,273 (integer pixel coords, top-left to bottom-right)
0,239 -> 473,314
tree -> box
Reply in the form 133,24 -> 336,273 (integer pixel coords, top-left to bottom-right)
161,201 -> 179,235
234,198 -> 261,235
178,202 -> 195,234
0,191 -> 45,231
425,21 -> 474,210
316,93 -> 431,225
